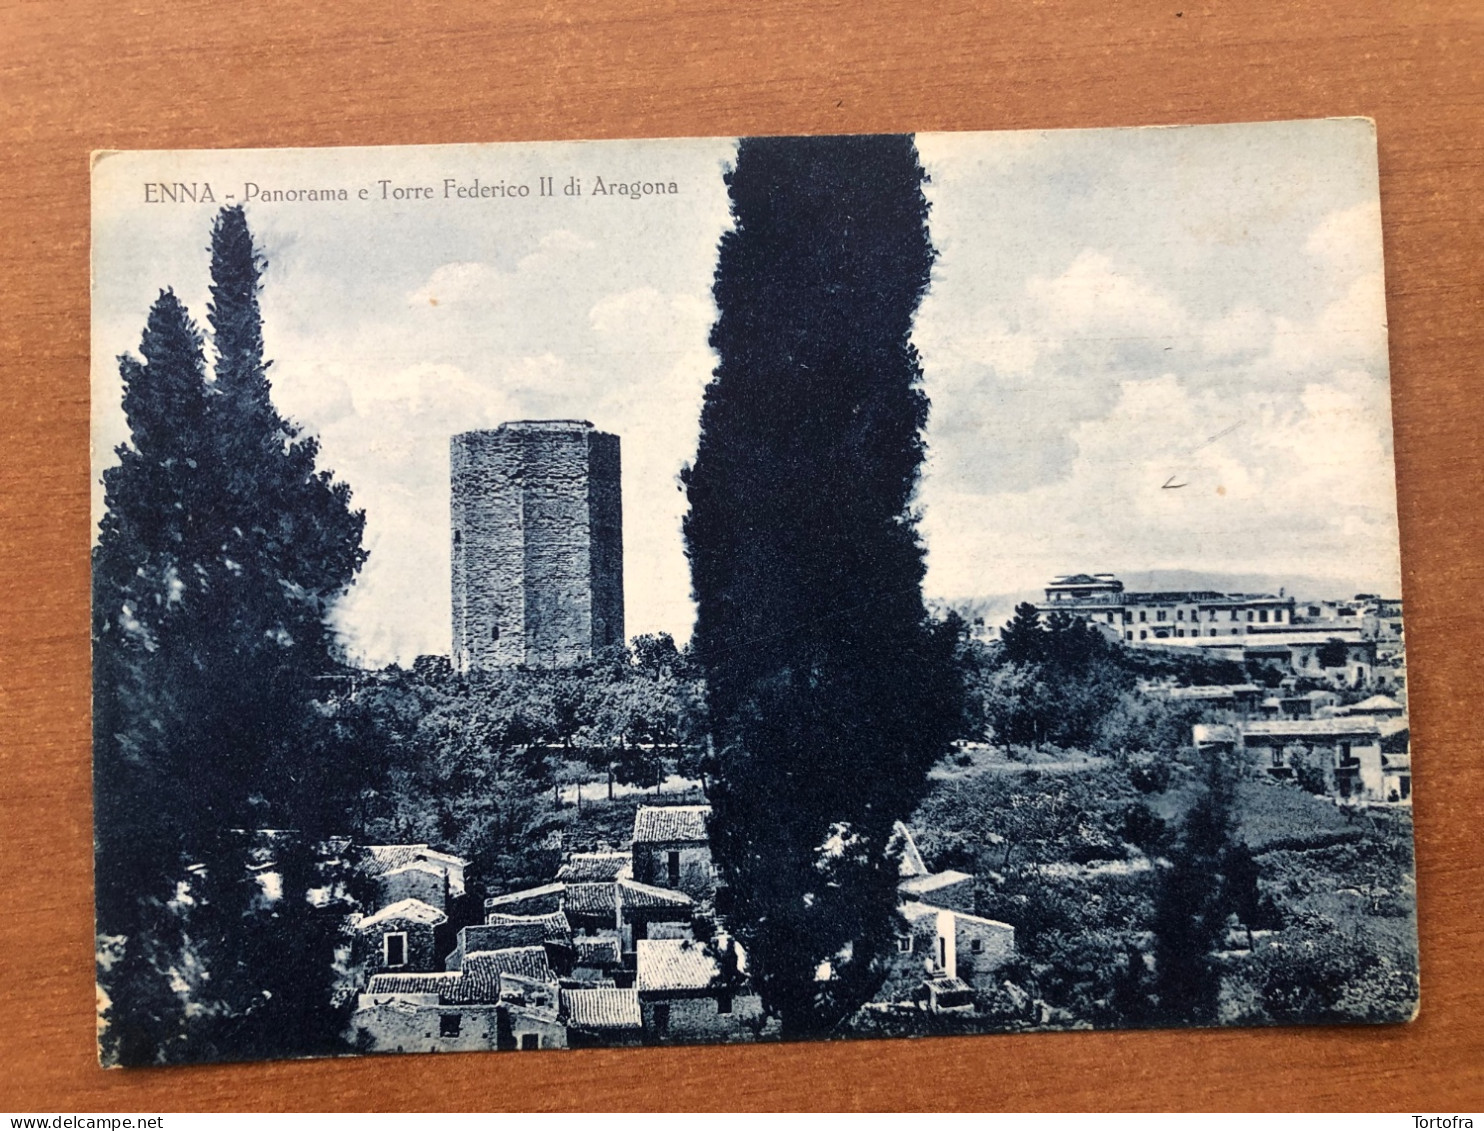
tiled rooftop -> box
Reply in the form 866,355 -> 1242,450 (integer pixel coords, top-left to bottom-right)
898,870 -> 973,895
564,882 -> 619,916
632,805 -> 710,844
356,898 -> 448,931
484,882 -> 565,911
483,910 -> 572,944
363,844 -> 468,877
364,971 -> 462,997
363,845 -> 428,876
1244,718 -> 1382,739
561,987 -> 642,1031
635,938 -> 718,993
619,879 -> 695,911
557,852 -> 632,882
454,947 -> 553,1002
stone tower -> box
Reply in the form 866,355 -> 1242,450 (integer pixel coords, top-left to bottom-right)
450,421 -> 623,670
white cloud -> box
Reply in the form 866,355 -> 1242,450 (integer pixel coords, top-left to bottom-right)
1306,200 -> 1384,279
407,261 -> 501,308
1026,250 -> 1188,345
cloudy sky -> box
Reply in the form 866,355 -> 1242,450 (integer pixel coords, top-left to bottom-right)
92,120 -> 1400,666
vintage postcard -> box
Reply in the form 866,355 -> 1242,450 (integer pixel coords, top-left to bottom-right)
90,120 -> 1417,1066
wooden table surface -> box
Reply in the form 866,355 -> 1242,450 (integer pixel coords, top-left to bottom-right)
2,0 -> 1481,1112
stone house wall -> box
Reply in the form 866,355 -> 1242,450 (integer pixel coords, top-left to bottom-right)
378,867 -> 447,912
356,917 -> 440,974
632,842 -> 714,899
639,991 -> 764,1043
950,911 -> 1016,993
352,1001 -> 503,1055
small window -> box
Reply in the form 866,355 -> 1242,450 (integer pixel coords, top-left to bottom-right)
441,1013 -> 462,1038
491,622 -> 500,642
453,530 -> 462,546
653,1003 -> 670,1038
1260,609 -> 1269,623
897,936 -> 913,954
520,1033 -> 540,1051
717,992 -> 733,1015
937,936 -> 947,970
1176,610 -> 1183,621
1140,611 -> 1147,623
667,850 -> 680,887
970,938 -> 984,954
384,931 -> 407,968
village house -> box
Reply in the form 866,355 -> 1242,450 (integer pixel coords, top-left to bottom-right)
352,971 -> 493,1054
363,844 -> 468,913
880,901 -> 1017,1009
483,878 -> 696,956
1244,717 -> 1386,800
354,898 -> 447,974
630,805 -> 716,900
560,987 -> 644,1047
1195,716 -> 1408,803
446,911 -> 574,974
876,823 -> 1017,1010
352,964 -> 566,1054
634,937 -> 763,1043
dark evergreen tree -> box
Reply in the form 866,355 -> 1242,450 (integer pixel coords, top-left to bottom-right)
189,206 -> 368,1061
998,602 -> 1047,666
683,134 -> 961,1036
205,204 -> 367,683
93,291 -> 218,1066
93,208 -> 367,1064
1150,747 -> 1239,1024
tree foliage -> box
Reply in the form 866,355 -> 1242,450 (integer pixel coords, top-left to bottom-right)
683,134 -> 962,1036
93,206 -> 366,1064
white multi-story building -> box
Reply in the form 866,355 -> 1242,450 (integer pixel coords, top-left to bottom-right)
1034,573 -> 1401,691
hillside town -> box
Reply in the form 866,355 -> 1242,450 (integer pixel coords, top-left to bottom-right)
320,565 -> 1411,1054
341,808 -> 1012,1052
1033,573 -> 1410,805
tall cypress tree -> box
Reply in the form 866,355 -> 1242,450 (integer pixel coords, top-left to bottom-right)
93,209 -> 367,1064
93,291 -> 219,1066
683,135 -> 961,1036
200,206 -> 366,834
1150,747 -> 1239,1025
192,206 -> 368,1062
